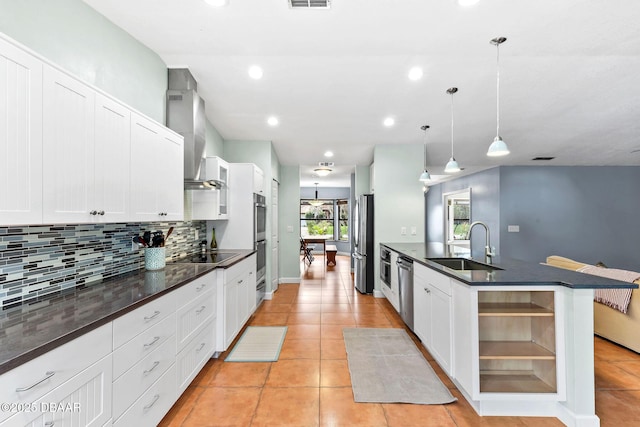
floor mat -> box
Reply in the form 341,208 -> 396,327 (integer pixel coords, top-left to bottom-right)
225,326 -> 287,362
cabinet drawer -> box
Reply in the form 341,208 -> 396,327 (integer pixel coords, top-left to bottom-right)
113,294 -> 175,349
1,354 -> 112,427
176,289 -> 215,351
176,320 -> 215,394
112,335 -> 176,421
112,313 -> 176,380
113,364 -> 176,427
223,258 -> 251,284
0,323 -> 111,423
174,272 -> 217,309
415,263 -> 451,295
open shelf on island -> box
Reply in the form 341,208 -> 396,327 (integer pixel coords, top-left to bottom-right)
478,290 -> 557,393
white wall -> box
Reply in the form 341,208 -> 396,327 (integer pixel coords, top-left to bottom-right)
373,143 -> 424,291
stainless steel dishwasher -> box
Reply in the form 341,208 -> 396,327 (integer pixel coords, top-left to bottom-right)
397,256 -> 414,331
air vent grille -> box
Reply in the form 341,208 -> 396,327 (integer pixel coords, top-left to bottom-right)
318,161 -> 334,167
289,0 -> 331,9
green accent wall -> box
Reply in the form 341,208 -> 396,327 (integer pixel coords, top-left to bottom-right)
0,0 -> 168,123
279,166 -> 302,281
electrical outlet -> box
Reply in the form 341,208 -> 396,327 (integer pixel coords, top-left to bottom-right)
287,225 -> 294,233
507,225 -> 520,233
194,230 -> 199,240
411,226 -> 417,235
401,227 -> 407,235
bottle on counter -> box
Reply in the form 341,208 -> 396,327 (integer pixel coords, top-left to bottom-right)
210,228 -> 217,250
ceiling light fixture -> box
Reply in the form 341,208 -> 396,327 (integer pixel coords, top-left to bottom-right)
487,37 -> 510,157
309,182 -> 324,207
457,0 -> 480,6
204,0 -> 229,7
314,167 -> 332,177
324,151 -> 334,158
267,116 -> 279,126
419,125 -> 431,183
383,117 -> 395,127
408,67 -> 423,81
248,65 -> 263,80
444,87 -> 461,173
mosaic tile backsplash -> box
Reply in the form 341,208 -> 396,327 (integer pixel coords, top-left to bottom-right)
0,221 -> 206,309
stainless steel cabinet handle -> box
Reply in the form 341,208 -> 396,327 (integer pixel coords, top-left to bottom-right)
196,343 -> 206,352
143,361 -> 160,376
196,284 -> 206,292
98,210 -> 105,216
16,371 -> 56,392
44,422 -> 54,427
143,336 -> 161,348
143,394 -> 160,411
238,279 -> 243,284
424,288 -> 430,293
196,305 -> 206,315
144,310 -> 161,321
89,210 -> 97,215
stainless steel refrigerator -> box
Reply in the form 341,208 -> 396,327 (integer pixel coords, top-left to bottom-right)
353,194 -> 374,294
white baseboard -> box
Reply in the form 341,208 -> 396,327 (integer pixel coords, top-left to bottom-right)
264,291 -> 274,300
373,289 -> 385,298
279,277 -> 300,284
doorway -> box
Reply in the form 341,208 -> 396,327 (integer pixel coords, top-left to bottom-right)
443,189 -> 471,257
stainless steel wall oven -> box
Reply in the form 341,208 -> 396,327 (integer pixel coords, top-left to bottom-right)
380,247 -> 391,288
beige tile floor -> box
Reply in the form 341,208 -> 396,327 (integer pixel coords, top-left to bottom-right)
159,255 -> 640,426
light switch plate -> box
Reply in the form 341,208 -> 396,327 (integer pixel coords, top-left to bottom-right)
287,225 -> 294,233
411,226 -> 417,235
401,227 -> 407,235
507,225 -> 520,232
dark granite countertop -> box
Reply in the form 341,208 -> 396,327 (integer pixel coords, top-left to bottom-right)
0,249 -> 255,375
381,242 -> 638,289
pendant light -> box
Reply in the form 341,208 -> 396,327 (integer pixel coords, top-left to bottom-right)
487,37 -> 510,157
419,125 -> 431,183
444,87 -> 461,173
309,183 -> 323,207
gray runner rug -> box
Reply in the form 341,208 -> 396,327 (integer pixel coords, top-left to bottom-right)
343,328 -> 457,404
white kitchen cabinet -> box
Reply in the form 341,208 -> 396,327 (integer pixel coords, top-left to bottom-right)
42,64 -> 95,224
176,320 -> 216,394
253,165 -> 265,195
130,112 -> 184,222
219,255 -> 257,351
2,354 -> 113,427
413,263 -> 452,374
0,324 -> 112,424
189,156 -> 230,220
0,37 -> 43,225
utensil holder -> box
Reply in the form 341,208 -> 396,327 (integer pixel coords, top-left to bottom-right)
145,247 -> 166,271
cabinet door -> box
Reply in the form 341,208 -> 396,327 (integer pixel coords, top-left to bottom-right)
413,282 -> 430,345
237,274 -> 249,327
94,94 -> 130,222
224,282 -> 238,349
430,285 -> 452,374
42,65 -> 95,224
130,113 -> 162,221
0,38 -> 43,225
157,128 -> 183,220
253,166 -> 264,194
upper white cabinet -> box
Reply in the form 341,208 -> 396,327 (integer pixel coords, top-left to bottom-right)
189,156 -> 229,220
42,65 -> 96,223
130,112 -> 184,222
0,38 -> 43,225
0,34 -> 183,226
253,165 -> 264,195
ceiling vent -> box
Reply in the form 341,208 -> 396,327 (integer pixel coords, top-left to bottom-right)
318,161 -> 334,167
289,0 -> 331,9
532,156 -> 555,161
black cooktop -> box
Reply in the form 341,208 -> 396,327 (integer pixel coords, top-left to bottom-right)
172,252 -> 240,264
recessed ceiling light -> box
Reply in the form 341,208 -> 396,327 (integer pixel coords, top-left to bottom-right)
458,0 -> 480,6
408,67 -> 423,81
324,151 -> 334,158
267,116 -> 279,126
204,0 -> 229,7
383,117 -> 395,127
248,65 -> 263,79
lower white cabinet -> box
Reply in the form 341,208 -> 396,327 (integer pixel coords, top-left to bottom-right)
413,263 -> 452,374
219,255 -> 257,351
176,320 -> 216,394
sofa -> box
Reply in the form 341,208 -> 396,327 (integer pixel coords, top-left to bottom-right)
545,255 -> 640,353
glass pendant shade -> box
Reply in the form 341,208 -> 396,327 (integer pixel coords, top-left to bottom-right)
419,170 -> 431,182
418,125 -> 431,183
444,157 -> 461,173
487,136 -> 510,157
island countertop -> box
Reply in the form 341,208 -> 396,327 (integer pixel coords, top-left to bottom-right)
381,242 -> 637,289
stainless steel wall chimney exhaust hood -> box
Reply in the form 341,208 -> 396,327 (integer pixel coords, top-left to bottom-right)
166,68 -> 221,190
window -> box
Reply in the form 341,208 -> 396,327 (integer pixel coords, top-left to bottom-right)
300,198 -> 350,241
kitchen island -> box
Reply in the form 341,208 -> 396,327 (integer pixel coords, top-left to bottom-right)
382,242 -> 636,427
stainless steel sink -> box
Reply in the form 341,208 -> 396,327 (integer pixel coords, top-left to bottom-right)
427,258 -> 503,271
